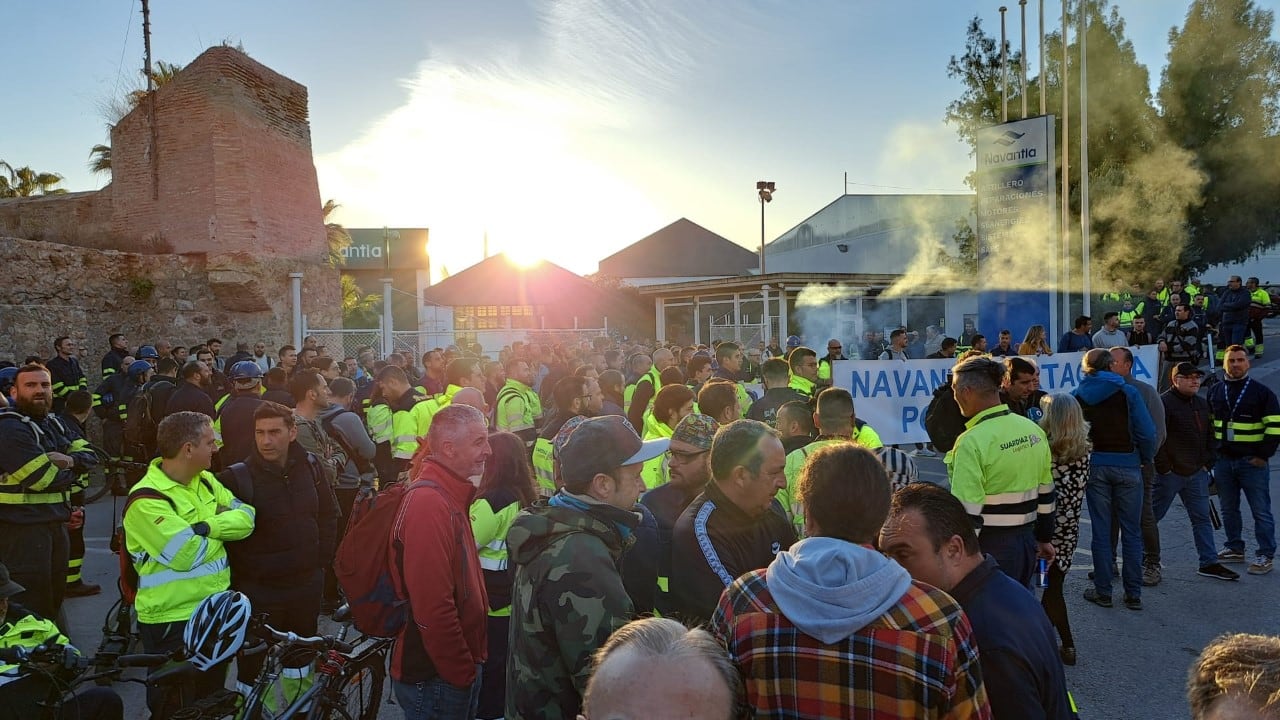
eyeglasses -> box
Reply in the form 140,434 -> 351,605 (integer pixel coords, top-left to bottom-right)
667,449 -> 708,462
828,346 -> 842,351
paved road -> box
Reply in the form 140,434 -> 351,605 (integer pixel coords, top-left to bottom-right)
911,348 -> 1280,719
62,340 -> 1280,719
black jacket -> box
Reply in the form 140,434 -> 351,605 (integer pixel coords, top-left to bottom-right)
220,442 -> 339,597
669,481 -> 796,626
925,383 -> 967,452
163,380 -> 217,421
949,556 -> 1075,720
746,387 -> 808,428
262,388 -> 296,408
1157,388 -> 1214,476
639,481 -> 701,616
216,394 -> 264,466
44,355 -> 86,414
622,502 -> 660,616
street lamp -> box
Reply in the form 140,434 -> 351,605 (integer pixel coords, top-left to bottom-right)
756,181 -> 775,275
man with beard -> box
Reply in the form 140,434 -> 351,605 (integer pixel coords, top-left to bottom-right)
164,360 -> 217,421
0,364 -> 85,620
640,414 -> 717,616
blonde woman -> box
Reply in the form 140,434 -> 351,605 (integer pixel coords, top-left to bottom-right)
1038,392 -> 1091,666
1018,325 -> 1053,356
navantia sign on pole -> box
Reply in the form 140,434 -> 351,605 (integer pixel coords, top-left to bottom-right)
975,116 -> 1058,343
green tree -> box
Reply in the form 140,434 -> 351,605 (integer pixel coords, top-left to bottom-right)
341,275 -> 382,328
944,1 -> 1205,290
0,161 -> 68,197
1159,0 -> 1280,269
322,199 -> 352,268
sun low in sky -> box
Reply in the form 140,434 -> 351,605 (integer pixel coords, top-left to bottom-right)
4,1 -> 1203,280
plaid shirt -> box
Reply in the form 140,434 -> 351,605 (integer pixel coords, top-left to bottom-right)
711,570 -> 992,720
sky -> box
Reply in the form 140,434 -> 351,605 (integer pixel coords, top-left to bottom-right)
5,0 -> 1275,279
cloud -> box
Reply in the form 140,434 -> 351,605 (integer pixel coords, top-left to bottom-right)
313,1 -> 742,277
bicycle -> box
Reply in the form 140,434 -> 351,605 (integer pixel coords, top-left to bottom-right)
230,606 -> 390,720
0,641 -> 237,720
81,446 -> 149,504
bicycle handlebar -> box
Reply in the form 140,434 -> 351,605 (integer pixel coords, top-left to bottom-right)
256,624 -> 355,655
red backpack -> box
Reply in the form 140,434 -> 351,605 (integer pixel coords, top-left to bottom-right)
113,480 -> 212,605
333,479 -> 438,638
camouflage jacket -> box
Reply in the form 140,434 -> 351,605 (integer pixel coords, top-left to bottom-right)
504,496 -> 638,720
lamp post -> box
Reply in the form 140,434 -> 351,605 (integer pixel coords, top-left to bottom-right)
756,181 -> 775,275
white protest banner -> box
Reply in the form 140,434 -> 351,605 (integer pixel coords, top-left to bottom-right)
831,346 -> 1161,445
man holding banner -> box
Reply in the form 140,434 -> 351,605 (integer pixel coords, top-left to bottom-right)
945,356 -> 1056,589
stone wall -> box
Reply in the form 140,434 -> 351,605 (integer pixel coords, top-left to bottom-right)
0,236 -> 340,376
0,191 -> 114,250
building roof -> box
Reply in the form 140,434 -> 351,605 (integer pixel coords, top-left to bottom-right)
421,253 -> 605,309
597,218 -> 759,278
764,194 -> 974,276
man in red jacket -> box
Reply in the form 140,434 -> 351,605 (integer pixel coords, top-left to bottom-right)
392,404 -> 492,720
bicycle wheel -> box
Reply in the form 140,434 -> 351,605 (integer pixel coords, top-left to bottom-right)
82,467 -> 113,504
319,653 -> 385,720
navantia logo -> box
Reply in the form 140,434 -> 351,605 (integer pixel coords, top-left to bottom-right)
983,147 -> 1038,165
994,130 -> 1025,146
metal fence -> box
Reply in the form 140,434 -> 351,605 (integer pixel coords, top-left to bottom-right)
300,328 -> 383,360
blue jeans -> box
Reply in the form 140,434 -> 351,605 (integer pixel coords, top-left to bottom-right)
1086,464 -> 1144,598
393,667 -> 483,720
1154,470 -> 1218,568
1214,457 -> 1277,558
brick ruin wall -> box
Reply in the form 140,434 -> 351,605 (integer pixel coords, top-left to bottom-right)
0,236 -> 340,374
0,46 -> 340,370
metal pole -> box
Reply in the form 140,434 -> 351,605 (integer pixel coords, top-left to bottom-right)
1020,0 -> 1028,119
1000,6 -> 1009,123
1039,0 -> 1046,115
759,198 -> 767,275
381,277 -> 394,358
1079,1 -> 1091,315
142,0 -> 159,200
289,273 -> 304,348
1061,0 -> 1070,332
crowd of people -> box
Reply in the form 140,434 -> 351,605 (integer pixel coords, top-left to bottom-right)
0,293 -> 1276,719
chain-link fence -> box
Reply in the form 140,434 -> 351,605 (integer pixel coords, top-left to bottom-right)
302,329 -> 383,360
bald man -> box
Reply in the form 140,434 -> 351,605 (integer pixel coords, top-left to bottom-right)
581,617 -> 739,720
626,349 -> 675,430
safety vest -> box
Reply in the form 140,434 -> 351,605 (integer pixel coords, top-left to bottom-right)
640,414 -> 675,490
789,374 -> 817,400
1251,288 -> 1271,310
1117,309 -> 1138,329
365,401 -> 391,445
469,497 -> 522,617
0,411 -> 70,507
778,426 -> 885,536
415,384 -> 462,438
495,380 -> 541,437
1185,283 -> 1201,300
817,358 -> 834,383
390,393 -> 435,461
531,437 -> 557,497
0,614 -> 70,687
623,366 -> 662,416
123,460 -> 255,624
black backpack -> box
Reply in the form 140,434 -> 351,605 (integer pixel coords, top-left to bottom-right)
123,382 -> 167,460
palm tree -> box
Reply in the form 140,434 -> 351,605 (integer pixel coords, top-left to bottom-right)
342,275 -> 382,328
92,60 -> 185,176
323,199 -> 352,268
88,145 -> 112,175
0,161 -> 68,198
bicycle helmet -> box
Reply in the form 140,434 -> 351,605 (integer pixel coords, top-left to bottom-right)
0,367 -> 16,396
137,345 -> 160,360
184,590 -> 252,671
126,360 -> 153,378
229,360 -> 263,380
